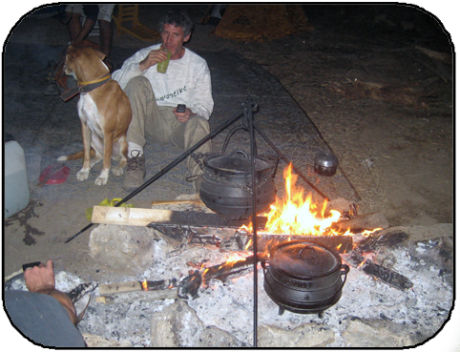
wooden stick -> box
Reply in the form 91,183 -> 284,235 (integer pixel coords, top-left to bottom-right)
151,199 -> 204,206
99,281 -> 142,295
92,206 -> 172,227
91,206 -> 267,228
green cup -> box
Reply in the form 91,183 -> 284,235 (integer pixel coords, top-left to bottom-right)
157,50 -> 172,74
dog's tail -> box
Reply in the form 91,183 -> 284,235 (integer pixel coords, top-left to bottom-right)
57,149 -> 95,161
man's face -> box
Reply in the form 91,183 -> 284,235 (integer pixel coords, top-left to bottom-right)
161,23 -> 191,59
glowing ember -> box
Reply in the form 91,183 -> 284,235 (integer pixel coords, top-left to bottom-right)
264,164 -> 342,236
142,279 -> 148,291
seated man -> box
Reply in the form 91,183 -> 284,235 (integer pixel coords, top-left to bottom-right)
5,260 -> 86,347
112,9 -> 214,192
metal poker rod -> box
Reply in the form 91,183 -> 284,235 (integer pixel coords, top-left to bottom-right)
65,111 -> 245,244
245,98 -> 259,348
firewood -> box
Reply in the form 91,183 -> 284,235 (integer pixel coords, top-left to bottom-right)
255,234 -> 353,254
415,45 -> 452,65
91,206 -> 267,229
341,250 -> 413,290
99,281 -> 142,295
151,199 -> 204,206
331,212 -> 389,233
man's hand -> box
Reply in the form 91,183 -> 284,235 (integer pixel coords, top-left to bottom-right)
24,259 -> 55,293
139,47 -> 169,71
24,260 -> 79,324
173,107 -> 196,123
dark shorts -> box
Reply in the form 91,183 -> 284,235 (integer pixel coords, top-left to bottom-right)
4,290 -> 86,347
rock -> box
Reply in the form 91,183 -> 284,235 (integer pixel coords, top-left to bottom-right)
88,224 -> 155,273
342,318 -> 415,347
150,299 -> 247,347
258,323 -> 335,347
82,333 -> 132,347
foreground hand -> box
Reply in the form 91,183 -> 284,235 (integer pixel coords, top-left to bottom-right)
173,107 -> 196,123
139,48 -> 169,71
24,259 -> 55,293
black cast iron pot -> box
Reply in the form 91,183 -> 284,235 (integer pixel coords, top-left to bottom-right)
262,240 -> 349,314
199,150 -> 276,220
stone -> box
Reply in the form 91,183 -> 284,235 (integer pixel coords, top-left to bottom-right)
257,323 -> 335,347
150,299 -> 247,347
82,333 -> 132,347
88,224 -> 155,274
342,318 -> 415,347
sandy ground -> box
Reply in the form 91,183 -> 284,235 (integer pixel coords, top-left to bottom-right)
3,5 -> 453,287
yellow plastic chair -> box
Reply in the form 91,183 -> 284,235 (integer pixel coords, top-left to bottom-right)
112,5 -> 160,41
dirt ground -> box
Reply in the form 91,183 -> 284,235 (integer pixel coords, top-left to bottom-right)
3,5 -> 453,283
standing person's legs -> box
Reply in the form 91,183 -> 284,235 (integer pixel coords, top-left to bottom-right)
66,5 -> 98,43
65,5 -> 84,41
97,5 -> 115,59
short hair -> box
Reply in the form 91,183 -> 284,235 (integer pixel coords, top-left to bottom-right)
158,9 -> 194,37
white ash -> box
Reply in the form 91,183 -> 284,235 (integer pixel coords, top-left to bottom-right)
85,236 -> 452,347
6,235 -> 452,347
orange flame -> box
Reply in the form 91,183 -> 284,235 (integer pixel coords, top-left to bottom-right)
244,238 -> 252,251
237,164 -> 382,240
142,279 -> 148,291
264,164 -> 342,236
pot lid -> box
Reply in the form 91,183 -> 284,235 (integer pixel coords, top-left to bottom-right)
314,152 -> 338,168
270,241 -> 341,278
205,152 -> 272,173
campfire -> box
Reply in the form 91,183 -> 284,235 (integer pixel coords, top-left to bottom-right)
5,165 -> 452,347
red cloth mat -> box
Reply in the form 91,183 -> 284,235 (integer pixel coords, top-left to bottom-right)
39,164 -> 70,185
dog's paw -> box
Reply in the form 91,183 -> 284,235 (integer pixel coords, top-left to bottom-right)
112,166 -> 124,176
76,168 -> 90,181
95,169 -> 109,186
95,175 -> 109,186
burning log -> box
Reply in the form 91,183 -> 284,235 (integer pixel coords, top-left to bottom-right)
178,254 -> 267,299
341,250 -> 413,290
178,270 -> 202,299
254,234 -> 353,254
99,279 -> 177,296
201,254 -> 265,284
330,212 -> 389,233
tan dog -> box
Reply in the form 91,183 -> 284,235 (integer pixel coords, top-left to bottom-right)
57,44 -> 132,186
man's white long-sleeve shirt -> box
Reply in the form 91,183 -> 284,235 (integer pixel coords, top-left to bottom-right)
112,44 -> 214,120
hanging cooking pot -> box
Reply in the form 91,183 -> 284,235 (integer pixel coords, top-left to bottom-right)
262,240 -> 349,314
199,150 -> 276,220
313,152 -> 338,177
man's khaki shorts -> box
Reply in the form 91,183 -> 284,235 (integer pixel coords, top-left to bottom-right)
65,4 -> 115,22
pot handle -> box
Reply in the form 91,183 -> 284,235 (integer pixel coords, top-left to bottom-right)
228,150 -> 249,159
222,124 -> 258,156
338,264 -> 350,290
261,260 -> 269,273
